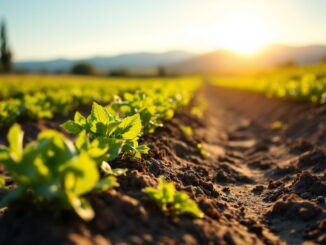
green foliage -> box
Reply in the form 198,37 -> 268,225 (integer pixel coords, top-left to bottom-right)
0,76 -> 202,221
0,76 -> 201,127
271,120 -> 287,130
0,176 -> 5,188
180,125 -> 193,136
0,124 -> 119,221
197,143 -> 207,156
211,64 -> 326,104
109,85 -> 192,134
143,177 -> 204,218
62,102 -> 149,161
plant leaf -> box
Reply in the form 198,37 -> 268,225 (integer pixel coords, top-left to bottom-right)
115,113 -> 142,140
66,191 -> 94,221
61,120 -> 83,134
91,102 -> 112,124
7,124 -> 24,161
93,176 -> 119,192
74,111 -> 86,126
64,154 -> 99,196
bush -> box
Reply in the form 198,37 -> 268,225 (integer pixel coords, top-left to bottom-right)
108,69 -> 129,77
70,62 -> 96,75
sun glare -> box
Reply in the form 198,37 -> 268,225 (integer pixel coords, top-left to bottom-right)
218,12 -> 272,54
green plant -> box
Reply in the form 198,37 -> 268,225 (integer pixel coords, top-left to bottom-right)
143,176 -> 204,218
197,143 -> 207,156
61,102 -> 149,161
0,124 -> 118,221
180,125 -> 193,136
271,120 -> 287,130
0,175 -> 5,187
211,63 -> 326,105
0,76 -> 201,127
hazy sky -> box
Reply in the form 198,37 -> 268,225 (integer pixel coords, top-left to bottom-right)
1,0 -> 326,61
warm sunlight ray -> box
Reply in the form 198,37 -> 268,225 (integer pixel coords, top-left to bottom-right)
218,12 -> 273,54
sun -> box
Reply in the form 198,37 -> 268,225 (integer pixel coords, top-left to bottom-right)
218,12 -> 272,54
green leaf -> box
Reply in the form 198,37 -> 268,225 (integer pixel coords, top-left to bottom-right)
74,111 -> 86,126
93,176 -> 119,192
0,146 -> 9,163
100,161 -> 112,174
114,114 -> 142,140
180,126 -> 193,136
0,176 -> 6,188
0,187 -> 25,207
61,120 -> 83,134
75,131 -> 89,151
135,145 -> 150,154
91,102 -> 112,124
112,168 -> 128,176
100,161 -> 127,176
197,143 -> 207,156
107,138 -> 125,161
143,177 -> 203,218
95,137 -> 124,161
88,147 -> 108,159
66,191 -> 94,221
160,178 -> 175,204
64,154 -> 99,196
7,124 -> 24,161
173,192 -> 204,218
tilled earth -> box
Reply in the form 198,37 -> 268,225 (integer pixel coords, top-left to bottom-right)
0,85 -> 325,244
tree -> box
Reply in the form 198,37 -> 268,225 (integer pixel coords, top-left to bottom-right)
157,66 -> 167,77
70,62 -> 96,75
0,21 -> 13,73
108,69 -> 129,77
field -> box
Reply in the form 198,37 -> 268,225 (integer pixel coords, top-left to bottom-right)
0,68 -> 326,245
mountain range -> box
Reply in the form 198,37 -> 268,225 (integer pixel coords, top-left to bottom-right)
171,45 -> 326,72
14,45 -> 326,73
14,51 -> 196,73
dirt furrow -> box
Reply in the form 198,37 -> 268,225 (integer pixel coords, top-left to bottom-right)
0,85 -> 325,244
200,85 -> 326,244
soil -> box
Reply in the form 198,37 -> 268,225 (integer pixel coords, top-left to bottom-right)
0,85 -> 325,245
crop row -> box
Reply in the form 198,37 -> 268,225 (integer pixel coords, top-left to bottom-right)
211,64 -> 326,104
0,77 -> 204,220
0,76 -> 197,126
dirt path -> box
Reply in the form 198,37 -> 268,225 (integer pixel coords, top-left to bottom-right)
197,85 -> 326,244
0,85 -> 325,244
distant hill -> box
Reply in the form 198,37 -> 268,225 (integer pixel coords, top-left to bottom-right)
14,45 -> 326,73
171,45 -> 326,72
14,51 -> 196,72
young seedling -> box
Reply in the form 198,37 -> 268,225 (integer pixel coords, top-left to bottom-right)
197,143 -> 207,156
143,176 -> 204,218
271,120 -> 287,130
180,125 -> 193,136
0,124 -> 119,221
61,102 -> 149,161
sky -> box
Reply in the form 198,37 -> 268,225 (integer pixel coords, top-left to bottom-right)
1,0 -> 326,61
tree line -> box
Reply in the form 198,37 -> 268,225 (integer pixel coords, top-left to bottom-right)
0,21 -> 12,73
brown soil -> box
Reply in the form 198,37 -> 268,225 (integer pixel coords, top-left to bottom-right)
0,85 -> 325,244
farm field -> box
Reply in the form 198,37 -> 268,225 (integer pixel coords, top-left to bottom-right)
2,1 -> 326,244
0,69 -> 325,244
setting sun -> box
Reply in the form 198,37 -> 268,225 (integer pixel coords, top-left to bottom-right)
218,12 -> 273,54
